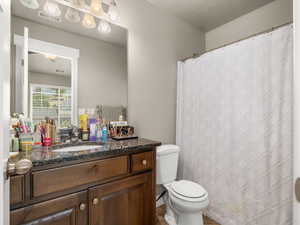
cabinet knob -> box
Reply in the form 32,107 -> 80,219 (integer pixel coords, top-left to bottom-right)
79,203 -> 86,211
142,160 -> 147,166
93,198 -> 99,205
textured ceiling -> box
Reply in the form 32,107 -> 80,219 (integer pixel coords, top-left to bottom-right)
146,0 -> 274,31
12,0 -> 127,46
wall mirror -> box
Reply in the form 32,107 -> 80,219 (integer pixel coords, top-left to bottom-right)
11,0 -> 128,128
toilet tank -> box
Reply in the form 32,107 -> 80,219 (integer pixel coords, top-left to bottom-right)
156,145 -> 180,185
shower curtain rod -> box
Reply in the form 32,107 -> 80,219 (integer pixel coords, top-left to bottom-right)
180,21 -> 293,62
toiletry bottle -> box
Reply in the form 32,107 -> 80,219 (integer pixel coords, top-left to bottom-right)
101,121 -> 107,143
12,135 -> 20,152
43,118 -> 52,146
89,108 -> 97,142
33,124 -> 42,148
79,109 -> 88,131
96,118 -> 102,141
10,134 -> 13,152
79,109 -> 89,141
82,129 -> 89,141
51,119 -> 56,145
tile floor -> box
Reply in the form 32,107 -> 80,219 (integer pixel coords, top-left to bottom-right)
156,206 -> 220,225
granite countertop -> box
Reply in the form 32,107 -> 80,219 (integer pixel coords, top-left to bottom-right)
12,138 -> 161,170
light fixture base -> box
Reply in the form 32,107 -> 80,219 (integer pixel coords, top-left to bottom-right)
38,10 -> 62,23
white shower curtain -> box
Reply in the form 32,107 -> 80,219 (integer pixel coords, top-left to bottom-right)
176,25 -> 293,225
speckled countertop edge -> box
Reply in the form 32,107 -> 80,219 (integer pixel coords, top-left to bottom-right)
13,138 -> 161,169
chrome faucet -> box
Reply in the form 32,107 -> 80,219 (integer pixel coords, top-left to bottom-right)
70,125 -> 80,143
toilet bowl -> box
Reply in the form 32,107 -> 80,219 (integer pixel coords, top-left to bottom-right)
156,145 -> 209,225
163,180 -> 209,225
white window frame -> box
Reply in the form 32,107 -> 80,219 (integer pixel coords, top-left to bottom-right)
30,83 -> 71,128
14,35 -> 80,125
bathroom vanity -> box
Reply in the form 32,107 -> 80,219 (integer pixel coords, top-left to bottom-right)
9,138 -> 160,225
7,3 -> 161,225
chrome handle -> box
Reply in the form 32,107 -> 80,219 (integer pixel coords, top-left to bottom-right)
79,203 -> 86,211
142,160 -> 147,166
296,178 -> 300,202
93,198 -> 99,205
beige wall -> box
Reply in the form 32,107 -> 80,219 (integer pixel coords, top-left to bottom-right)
205,0 -> 293,50
12,16 -> 128,109
117,0 -> 206,143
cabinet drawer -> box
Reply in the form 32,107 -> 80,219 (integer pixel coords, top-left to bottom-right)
10,175 -> 24,205
32,156 -> 129,197
131,151 -> 154,173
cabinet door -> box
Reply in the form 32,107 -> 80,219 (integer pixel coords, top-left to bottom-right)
10,191 -> 88,225
89,173 -> 154,225
10,175 -> 24,205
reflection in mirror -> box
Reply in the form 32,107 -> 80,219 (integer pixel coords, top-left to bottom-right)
11,1 -> 127,127
29,53 -> 72,128
10,0 -> 129,148
11,34 -> 79,128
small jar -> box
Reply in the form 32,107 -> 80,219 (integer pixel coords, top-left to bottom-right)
43,137 -> 52,146
20,141 -> 33,152
81,129 -> 89,141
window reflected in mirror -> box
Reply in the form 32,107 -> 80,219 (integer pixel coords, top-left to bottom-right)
29,53 -> 71,128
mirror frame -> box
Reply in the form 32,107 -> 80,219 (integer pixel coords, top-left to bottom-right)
13,35 -> 80,126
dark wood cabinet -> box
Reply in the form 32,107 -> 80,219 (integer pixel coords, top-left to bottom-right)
10,149 -> 156,225
10,175 -> 24,205
89,173 -> 153,225
10,191 -> 88,225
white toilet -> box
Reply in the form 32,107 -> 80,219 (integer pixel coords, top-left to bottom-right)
156,145 -> 209,225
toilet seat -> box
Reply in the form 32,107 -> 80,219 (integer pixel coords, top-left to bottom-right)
169,180 -> 208,202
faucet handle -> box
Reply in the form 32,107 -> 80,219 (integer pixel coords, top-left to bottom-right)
71,125 -> 80,136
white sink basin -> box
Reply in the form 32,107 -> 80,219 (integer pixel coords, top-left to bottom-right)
53,145 -> 103,153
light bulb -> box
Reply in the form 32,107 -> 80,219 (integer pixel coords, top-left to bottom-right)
19,0 -> 39,9
108,5 -> 119,22
65,7 -> 81,23
43,0 -> 61,17
90,0 -> 104,15
98,20 -> 111,34
44,54 -> 57,61
82,14 -> 96,29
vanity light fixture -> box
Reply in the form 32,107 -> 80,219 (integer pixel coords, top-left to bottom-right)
108,0 -> 119,22
19,0 -> 40,9
43,0 -> 62,17
82,13 -> 96,29
65,7 -> 81,23
19,0 -> 120,33
90,0 -> 104,16
98,20 -> 111,34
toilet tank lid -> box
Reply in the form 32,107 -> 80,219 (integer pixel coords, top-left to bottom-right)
157,145 -> 180,156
